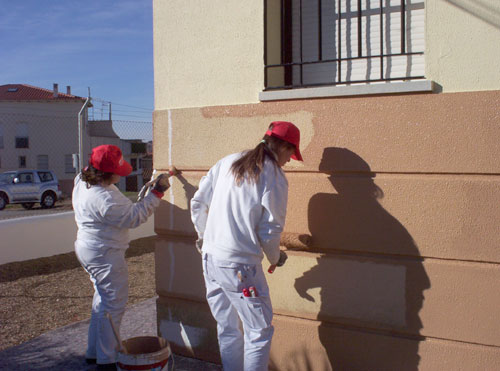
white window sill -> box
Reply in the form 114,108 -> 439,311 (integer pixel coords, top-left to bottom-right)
259,80 -> 435,101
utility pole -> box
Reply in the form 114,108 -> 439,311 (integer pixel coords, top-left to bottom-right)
88,87 -> 94,120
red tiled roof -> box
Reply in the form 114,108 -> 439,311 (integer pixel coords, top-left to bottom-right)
0,84 -> 86,102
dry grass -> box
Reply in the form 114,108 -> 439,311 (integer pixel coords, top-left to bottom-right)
0,237 -> 157,351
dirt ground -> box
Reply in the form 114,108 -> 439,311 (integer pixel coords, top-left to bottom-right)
0,237 -> 156,351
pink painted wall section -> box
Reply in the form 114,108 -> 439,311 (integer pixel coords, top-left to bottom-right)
153,90 -> 500,370
154,90 -> 500,173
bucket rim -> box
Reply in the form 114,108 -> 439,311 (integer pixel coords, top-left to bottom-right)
118,336 -> 171,358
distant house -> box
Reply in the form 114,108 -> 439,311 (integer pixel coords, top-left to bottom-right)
0,83 -> 151,195
0,83 -> 90,195
121,139 -> 152,192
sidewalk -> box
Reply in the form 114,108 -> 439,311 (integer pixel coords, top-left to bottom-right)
0,297 -> 221,371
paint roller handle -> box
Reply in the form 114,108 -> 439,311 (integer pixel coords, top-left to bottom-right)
105,312 -> 127,354
153,166 -> 181,192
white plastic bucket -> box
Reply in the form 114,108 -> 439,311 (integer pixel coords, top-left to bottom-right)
117,336 -> 173,371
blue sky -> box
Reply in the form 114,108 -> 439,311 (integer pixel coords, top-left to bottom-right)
1,0 -> 154,140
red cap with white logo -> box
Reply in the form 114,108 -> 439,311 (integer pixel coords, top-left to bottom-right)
89,144 -> 132,176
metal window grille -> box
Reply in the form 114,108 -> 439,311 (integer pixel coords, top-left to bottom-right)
264,0 -> 425,90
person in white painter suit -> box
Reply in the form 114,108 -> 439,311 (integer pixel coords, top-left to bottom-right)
191,121 -> 303,371
73,144 -> 174,371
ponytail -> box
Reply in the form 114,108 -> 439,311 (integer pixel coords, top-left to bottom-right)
231,133 -> 295,185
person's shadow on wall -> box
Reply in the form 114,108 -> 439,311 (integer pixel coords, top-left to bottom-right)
294,148 -> 430,370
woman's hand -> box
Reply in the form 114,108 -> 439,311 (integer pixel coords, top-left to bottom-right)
268,250 -> 288,273
153,173 -> 170,192
153,166 -> 181,193
168,166 -> 180,176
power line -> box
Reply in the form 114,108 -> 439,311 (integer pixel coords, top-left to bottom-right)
91,97 -> 152,112
92,109 -> 151,118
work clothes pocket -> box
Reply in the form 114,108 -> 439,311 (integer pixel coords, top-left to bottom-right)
216,262 -> 256,293
240,296 -> 273,329
204,253 -> 269,297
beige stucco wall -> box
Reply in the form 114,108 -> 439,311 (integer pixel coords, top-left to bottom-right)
152,0 -> 264,110
152,91 -> 500,369
426,0 -> 500,92
153,0 -> 500,109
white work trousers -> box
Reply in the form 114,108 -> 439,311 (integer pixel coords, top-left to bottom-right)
75,242 -> 128,364
203,253 -> 274,371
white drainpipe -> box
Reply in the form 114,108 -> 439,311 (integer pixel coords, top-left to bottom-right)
77,97 -> 92,173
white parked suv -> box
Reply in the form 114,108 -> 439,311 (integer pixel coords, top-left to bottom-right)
0,170 -> 62,210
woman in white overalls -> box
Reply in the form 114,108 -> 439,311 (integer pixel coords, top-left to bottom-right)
191,121 -> 303,371
73,144 -> 173,371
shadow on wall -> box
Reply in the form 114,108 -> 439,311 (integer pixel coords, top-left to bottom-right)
293,148 -> 430,370
159,172 -> 198,236
445,0 -> 500,30
156,173 -> 220,361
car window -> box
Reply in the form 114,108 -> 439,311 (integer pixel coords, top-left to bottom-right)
37,171 -> 54,182
18,173 -> 34,183
0,173 -> 15,184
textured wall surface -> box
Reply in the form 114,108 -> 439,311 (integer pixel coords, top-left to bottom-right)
153,90 -> 500,369
426,0 -> 500,92
152,0 -> 263,109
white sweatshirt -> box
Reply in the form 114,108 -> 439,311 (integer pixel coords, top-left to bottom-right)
191,152 -> 288,265
73,174 -> 160,250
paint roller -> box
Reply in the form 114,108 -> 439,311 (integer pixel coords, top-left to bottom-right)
137,166 -> 181,201
280,232 -> 312,251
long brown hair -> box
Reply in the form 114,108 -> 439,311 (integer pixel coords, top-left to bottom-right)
231,125 -> 295,185
81,165 -> 114,188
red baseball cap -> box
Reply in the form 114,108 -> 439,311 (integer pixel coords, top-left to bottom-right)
89,145 -> 132,176
265,121 -> 303,161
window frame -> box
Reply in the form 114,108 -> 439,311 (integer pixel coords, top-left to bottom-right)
37,155 -> 49,170
262,0 -> 432,100
19,156 -> 27,168
65,154 -> 76,174
15,123 -> 29,149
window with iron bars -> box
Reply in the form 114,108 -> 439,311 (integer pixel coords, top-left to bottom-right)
264,0 -> 425,90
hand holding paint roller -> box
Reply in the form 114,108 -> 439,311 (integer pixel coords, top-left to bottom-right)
267,233 -> 312,273
268,250 -> 288,273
